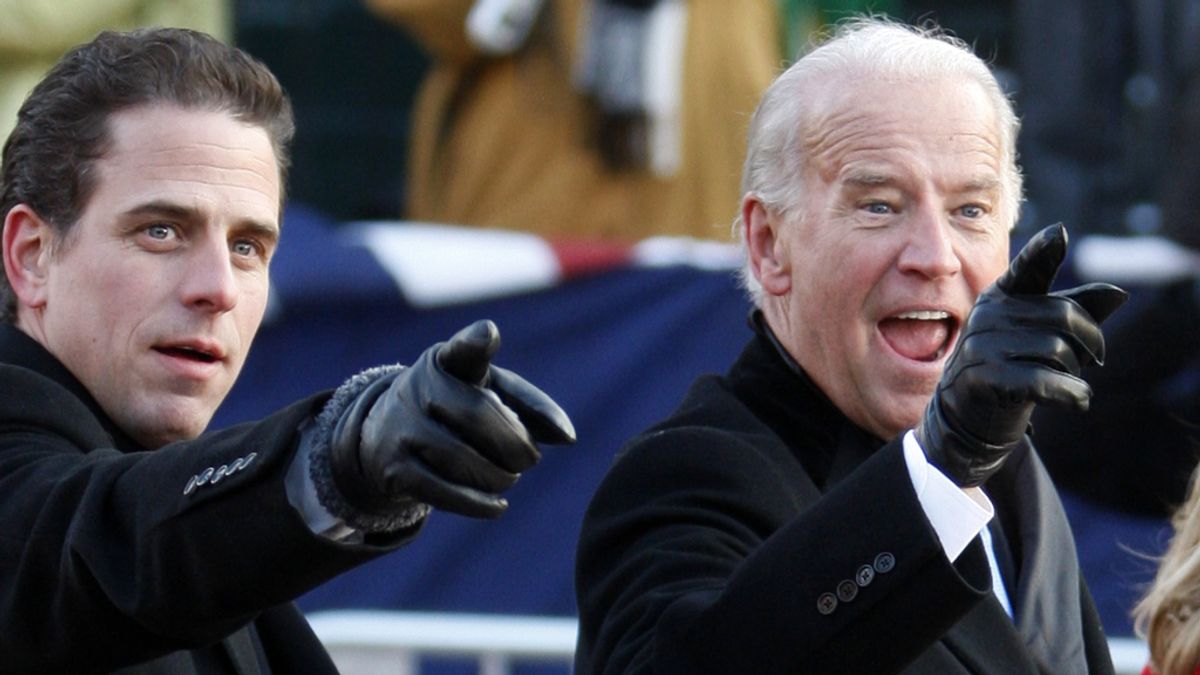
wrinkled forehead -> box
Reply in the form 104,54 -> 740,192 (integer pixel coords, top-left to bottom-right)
806,73 -> 1000,143
801,74 -> 1005,182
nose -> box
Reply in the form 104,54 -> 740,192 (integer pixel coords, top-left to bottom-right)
896,205 -> 961,279
180,237 -> 239,313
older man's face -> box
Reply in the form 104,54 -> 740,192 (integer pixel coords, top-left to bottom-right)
23,104 -> 281,448
757,76 -> 1012,440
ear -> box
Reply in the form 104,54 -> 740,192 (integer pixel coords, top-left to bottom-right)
3,204 -> 54,310
742,194 -> 791,296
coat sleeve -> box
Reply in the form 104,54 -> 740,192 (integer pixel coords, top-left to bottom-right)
573,427 -> 994,675
0,366 -> 418,672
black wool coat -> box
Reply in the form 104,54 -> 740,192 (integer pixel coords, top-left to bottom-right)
574,325 -> 1114,674
0,324 -> 414,674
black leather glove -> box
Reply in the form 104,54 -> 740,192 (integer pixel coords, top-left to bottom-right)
915,224 -> 1128,487
329,320 -> 575,519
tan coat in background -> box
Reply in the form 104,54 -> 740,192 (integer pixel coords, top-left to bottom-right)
367,0 -> 781,241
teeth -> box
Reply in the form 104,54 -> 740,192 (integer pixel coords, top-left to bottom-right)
895,310 -> 949,321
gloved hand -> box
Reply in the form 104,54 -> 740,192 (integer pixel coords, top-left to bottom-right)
915,224 -> 1128,487
329,320 -> 575,519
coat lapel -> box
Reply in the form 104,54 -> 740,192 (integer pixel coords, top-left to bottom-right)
938,589 -> 1038,674
989,442 -> 1089,675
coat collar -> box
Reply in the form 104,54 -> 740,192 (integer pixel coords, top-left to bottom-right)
0,323 -> 143,452
729,311 -> 886,490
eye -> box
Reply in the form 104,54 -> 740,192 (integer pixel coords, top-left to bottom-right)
959,204 -> 986,218
146,223 -> 176,240
863,202 -> 893,215
231,239 -> 262,259
137,223 -> 181,250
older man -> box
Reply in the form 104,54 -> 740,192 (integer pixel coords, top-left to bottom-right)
0,28 -> 573,673
574,18 -> 1125,674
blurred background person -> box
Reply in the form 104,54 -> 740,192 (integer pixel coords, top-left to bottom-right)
1133,464 -> 1200,675
1014,0 -> 1200,238
1028,36 -> 1200,519
362,0 -> 900,241
234,1 -> 430,222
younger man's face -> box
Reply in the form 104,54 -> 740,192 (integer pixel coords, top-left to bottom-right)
24,103 -> 281,448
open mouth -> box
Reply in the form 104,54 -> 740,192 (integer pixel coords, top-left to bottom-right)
155,346 -> 220,364
878,310 -> 957,362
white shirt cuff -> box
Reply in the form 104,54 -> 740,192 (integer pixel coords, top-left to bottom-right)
902,430 -> 993,561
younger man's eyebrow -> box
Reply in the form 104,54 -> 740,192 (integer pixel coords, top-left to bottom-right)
123,201 -> 197,221
123,200 -> 280,242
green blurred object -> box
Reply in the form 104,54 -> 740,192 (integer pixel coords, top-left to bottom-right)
778,0 -> 902,63
779,1 -> 1014,73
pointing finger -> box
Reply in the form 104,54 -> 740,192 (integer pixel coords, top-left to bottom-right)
437,320 -> 500,385
996,223 -> 1068,296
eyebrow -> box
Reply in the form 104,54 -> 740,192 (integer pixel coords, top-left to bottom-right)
841,171 -> 1003,194
842,170 -> 893,188
124,200 -> 280,244
958,175 -> 1003,193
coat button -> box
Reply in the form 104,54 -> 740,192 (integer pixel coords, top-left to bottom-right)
836,579 -> 858,602
856,564 -> 875,587
874,552 -> 895,574
817,593 -> 837,615
183,467 -> 216,495
182,452 -> 258,495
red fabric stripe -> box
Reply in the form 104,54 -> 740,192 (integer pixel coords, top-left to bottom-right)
548,239 -> 634,279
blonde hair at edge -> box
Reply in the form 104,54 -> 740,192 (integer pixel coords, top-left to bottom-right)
1134,467 -> 1200,675
732,16 -> 1024,304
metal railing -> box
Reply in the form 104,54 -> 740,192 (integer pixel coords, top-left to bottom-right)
307,610 -> 576,675
307,609 -> 1149,675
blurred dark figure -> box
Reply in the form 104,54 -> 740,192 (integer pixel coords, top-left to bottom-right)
236,0 -> 428,221
1015,0 -> 1200,237
1032,61 -> 1200,517
1033,273 -> 1200,517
